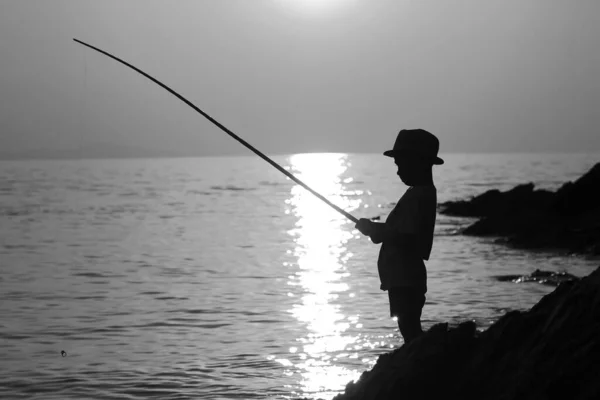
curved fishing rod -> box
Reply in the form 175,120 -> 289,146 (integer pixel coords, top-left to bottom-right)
73,38 -> 358,224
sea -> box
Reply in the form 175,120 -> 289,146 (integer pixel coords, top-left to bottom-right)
1,152 -> 599,400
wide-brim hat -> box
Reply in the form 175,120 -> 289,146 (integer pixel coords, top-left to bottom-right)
383,128 -> 444,165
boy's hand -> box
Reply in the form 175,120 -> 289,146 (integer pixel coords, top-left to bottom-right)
355,218 -> 374,236
356,219 -> 386,244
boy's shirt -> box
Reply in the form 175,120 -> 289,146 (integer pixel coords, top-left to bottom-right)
377,185 -> 437,292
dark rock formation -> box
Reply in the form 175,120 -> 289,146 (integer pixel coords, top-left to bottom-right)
332,266 -> 600,400
440,163 -> 600,255
493,269 -> 579,286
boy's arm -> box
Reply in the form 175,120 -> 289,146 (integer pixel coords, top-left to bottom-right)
368,222 -> 385,244
369,222 -> 418,250
356,219 -> 418,249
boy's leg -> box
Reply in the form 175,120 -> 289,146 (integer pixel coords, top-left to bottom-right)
397,312 -> 423,343
388,287 -> 426,344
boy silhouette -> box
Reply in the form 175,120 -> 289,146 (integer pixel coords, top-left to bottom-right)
355,129 -> 443,344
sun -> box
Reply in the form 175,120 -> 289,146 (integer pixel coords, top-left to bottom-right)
298,0 -> 340,9
277,0 -> 350,15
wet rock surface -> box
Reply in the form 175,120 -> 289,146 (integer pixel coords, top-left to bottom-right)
493,269 -> 580,286
330,266 -> 600,400
440,163 -> 600,255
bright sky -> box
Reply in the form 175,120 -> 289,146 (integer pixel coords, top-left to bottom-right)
1,0 -> 599,156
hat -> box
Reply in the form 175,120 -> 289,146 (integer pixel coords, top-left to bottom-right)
383,129 -> 444,165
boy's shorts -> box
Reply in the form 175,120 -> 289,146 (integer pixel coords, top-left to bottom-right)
388,286 -> 426,318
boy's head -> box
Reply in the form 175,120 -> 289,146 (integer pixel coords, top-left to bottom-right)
384,129 -> 443,185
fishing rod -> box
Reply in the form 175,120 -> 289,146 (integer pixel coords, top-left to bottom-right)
73,38 -> 358,224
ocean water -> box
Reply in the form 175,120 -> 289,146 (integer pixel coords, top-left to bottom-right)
1,152 -> 599,400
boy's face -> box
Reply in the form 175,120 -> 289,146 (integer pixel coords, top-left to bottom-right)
393,155 -> 427,185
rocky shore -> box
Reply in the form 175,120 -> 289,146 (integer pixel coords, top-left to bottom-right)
439,162 -> 600,255
330,266 -> 600,400
313,164 -> 600,400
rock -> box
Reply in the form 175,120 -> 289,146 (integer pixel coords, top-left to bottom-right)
494,269 -> 580,286
441,184 -> 555,218
331,266 -> 600,400
440,162 -> 600,255
553,163 -> 600,216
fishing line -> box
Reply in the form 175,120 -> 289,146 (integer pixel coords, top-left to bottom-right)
72,38 -> 358,224
76,45 -> 88,159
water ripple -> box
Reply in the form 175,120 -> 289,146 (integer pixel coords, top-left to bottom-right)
1,154 -> 598,399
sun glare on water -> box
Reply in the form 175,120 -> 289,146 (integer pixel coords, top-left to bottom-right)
279,153 -> 366,398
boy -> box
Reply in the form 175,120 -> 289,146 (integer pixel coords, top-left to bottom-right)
355,129 -> 443,344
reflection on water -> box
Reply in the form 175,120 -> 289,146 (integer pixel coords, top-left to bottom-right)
284,153 -> 363,398
2,155 -> 599,399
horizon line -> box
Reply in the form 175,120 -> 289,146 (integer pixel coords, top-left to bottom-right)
1,150 -> 600,162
